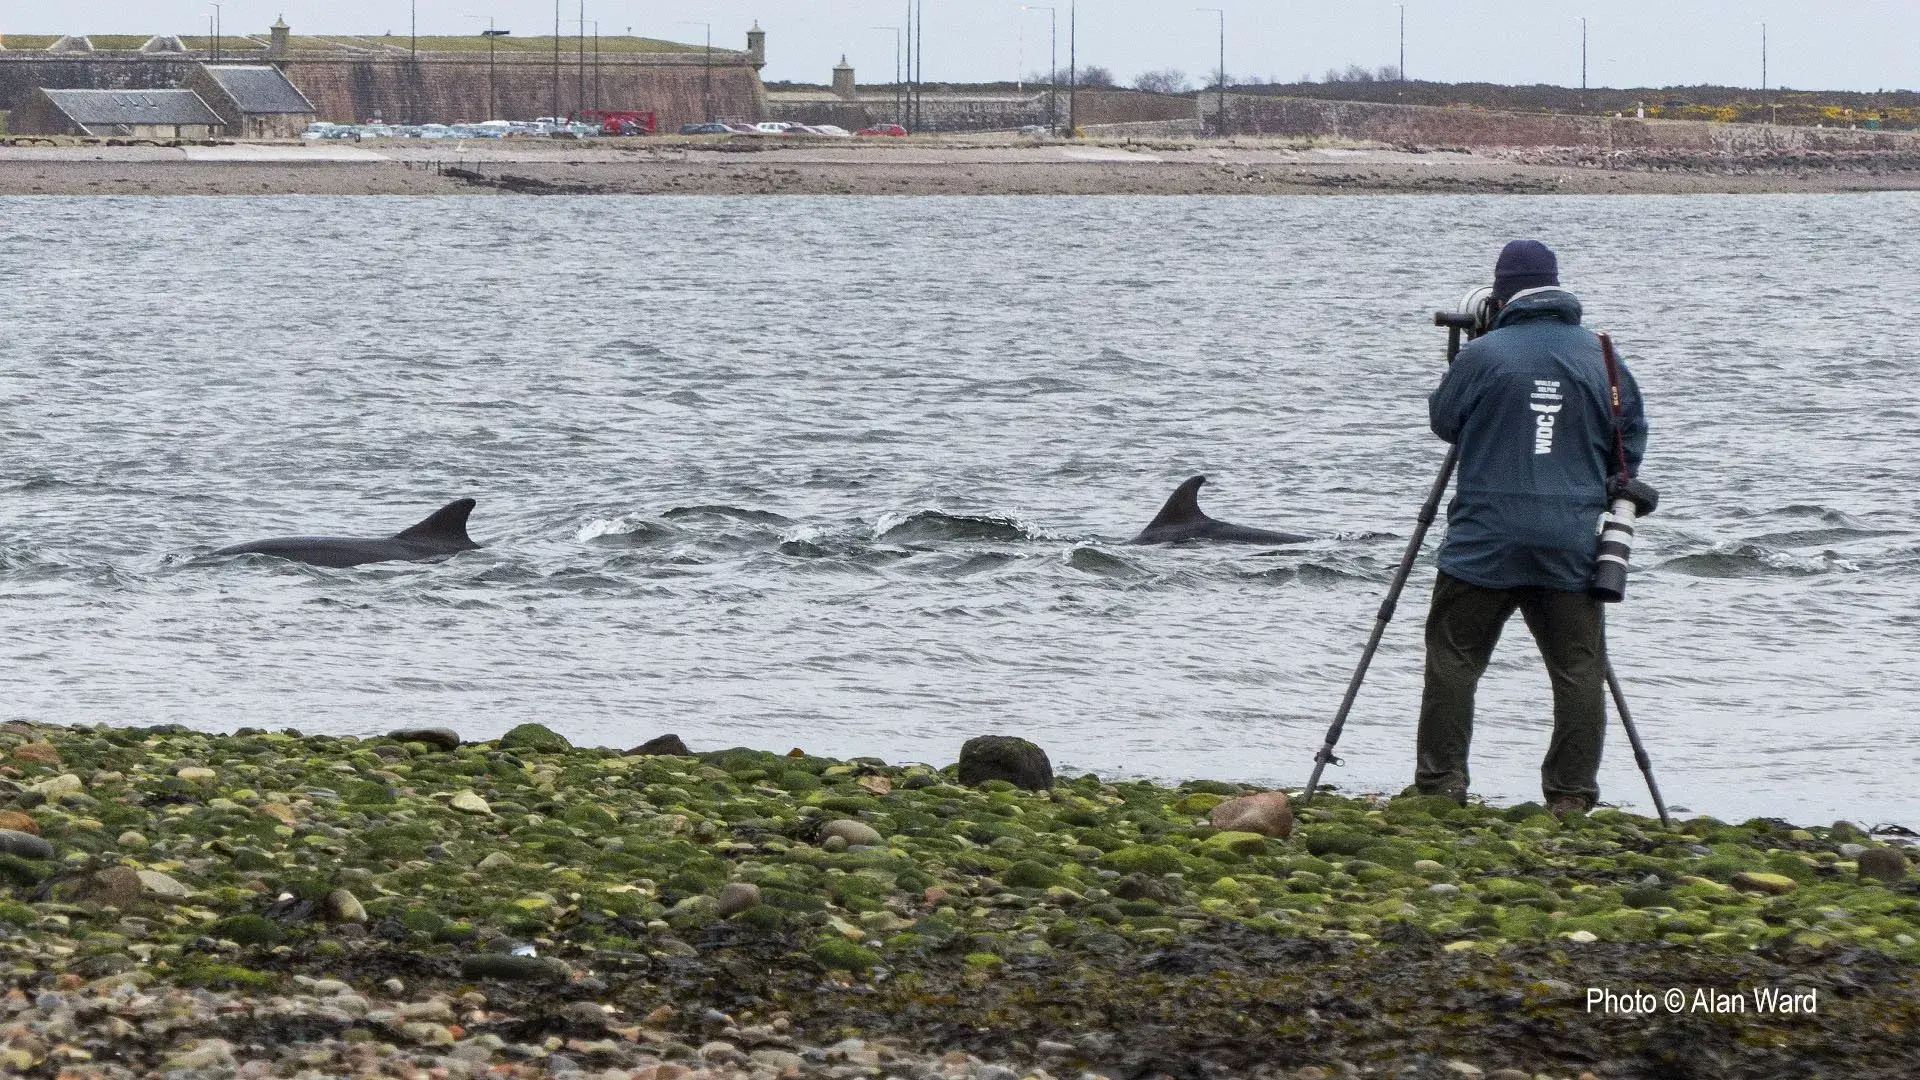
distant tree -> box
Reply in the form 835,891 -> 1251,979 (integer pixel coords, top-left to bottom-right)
1323,64 -> 1379,84
1134,68 -> 1192,94
1376,64 -> 1402,81
1027,65 -> 1114,87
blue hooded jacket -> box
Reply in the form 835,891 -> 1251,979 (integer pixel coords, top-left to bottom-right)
1429,288 -> 1648,592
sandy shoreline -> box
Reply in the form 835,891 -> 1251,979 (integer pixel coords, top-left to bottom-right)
4,138 -> 1920,195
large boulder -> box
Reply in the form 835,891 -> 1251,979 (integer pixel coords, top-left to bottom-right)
0,829 -> 52,859
1858,847 -> 1908,884
389,727 -> 461,752
1208,791 -> 1294,839
956,736 -> 1053,791
819,819 -> 884,847
629,734 -> 690,756
498,723 -> 571,754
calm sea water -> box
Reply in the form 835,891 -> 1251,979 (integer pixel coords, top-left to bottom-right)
3,193 -> 1916,825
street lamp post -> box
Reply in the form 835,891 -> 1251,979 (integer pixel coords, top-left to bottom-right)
209,3 -> 222,62
465,15 -> 500,120
1067,0 -> 1076,135
872,26 -> 903,125
678,21 -> 713,123
1021,6 -> 1055,134
1581,16 -> 1588,92
1197,8 -> 1224,137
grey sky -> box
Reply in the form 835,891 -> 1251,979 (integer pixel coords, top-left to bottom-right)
17,1 -> 1919,92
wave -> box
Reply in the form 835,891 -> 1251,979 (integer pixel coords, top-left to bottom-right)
1736,504 -> 1866,527
662,505 -> 795,526
1744,526 -> 1907,549
1066,545 -> 1150,580
876,510 -> 1038,545
1657,544 -> 1857,578
6,476 -> 80,493
578,516 -> 678,547
959,375 -> 1084,398
934,552 -> 1021,578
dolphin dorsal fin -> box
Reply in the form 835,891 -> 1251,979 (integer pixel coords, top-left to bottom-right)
1146,475 -> 1210,529
395,498 -> 477,544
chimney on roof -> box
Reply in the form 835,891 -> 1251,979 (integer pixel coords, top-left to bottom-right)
832,55 -> 856,99
746,21 -> 765,69
270,16 -> 290,59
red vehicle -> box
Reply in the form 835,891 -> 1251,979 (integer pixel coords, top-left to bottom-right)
856,123 -> 909,137
576,109 -> 658,136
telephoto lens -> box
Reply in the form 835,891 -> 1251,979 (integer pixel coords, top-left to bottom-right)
1590,477 -> 1660,603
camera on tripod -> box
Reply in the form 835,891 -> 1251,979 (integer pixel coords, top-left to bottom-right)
1433,286 -> 1499,339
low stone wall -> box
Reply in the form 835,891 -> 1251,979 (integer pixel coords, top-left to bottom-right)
1203,93 -> 1920,154
1081,118 -> 1201,139
768,87 -> 1196,134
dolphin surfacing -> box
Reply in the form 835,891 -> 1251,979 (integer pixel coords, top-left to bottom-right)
1128,476 -> 1308,545
214,498 -> 482,568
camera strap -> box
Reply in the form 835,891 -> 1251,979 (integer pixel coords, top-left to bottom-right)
1598,332 -> 1631,481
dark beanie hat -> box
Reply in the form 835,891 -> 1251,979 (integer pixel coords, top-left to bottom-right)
1493,239 -> 1559,302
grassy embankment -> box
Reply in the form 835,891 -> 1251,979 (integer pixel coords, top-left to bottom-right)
3,720 -> 1920,1072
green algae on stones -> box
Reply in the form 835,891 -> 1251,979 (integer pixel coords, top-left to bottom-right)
498,723 -> 571,754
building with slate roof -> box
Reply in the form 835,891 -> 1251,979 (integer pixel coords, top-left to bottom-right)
11,87 -> 222,138
184,64 -> 315,138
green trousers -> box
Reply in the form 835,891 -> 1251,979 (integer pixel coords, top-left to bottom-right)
1416,571 -> 1607,806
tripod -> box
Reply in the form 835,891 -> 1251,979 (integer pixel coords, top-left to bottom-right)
1300,312 -> 1671,830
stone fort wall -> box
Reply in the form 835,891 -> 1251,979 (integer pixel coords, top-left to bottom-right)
1206,93 -> 1920,153
0,55 -> 767,129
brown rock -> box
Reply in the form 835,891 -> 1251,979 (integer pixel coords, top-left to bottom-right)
9,742 -> 60,767
75,866 -> 143,908
0,811 -> 39,835
259,803 -> 299,826
1209,791 -> 1294,839
715,882 -> 762,917
1858,847 -> 1909,884
629,734 -> 691,756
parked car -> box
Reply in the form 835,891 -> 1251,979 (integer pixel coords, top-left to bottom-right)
810,124 -> 854,138
857,123 -> 909,137
679,122 -> 733,135
753,122 -> 794,135
724,123 -> 759,134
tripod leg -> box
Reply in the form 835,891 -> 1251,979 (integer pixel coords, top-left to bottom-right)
1303,446 -> 1458,803
1605,660 -> 1670,829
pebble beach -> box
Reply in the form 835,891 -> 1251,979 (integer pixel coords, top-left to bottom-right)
3,720 -> 1919,1078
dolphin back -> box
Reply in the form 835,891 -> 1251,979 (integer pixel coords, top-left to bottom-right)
1129,475 -> 1307,545
215,498 -> 480,567
393,498 -> 480,551
1143,475 -> 1210,531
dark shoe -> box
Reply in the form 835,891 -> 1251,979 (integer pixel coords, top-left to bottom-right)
1548,795 -> 1592,820
1414,782 -> 1468,807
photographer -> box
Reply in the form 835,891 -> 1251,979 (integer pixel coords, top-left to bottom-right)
1415,240 -> 1648,817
